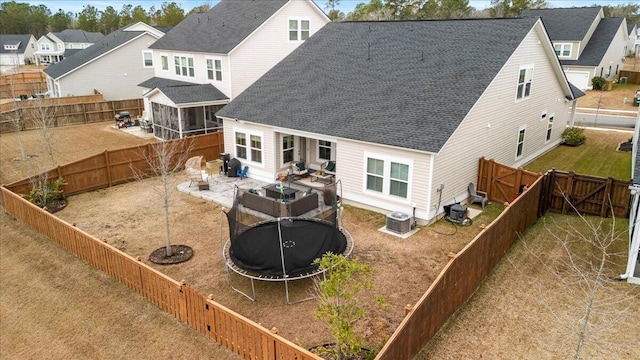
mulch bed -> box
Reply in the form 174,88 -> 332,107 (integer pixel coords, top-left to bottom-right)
149,245 -> 194,265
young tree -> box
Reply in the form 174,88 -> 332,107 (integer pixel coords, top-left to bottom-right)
131,5 -> 149,24
131,127 -> 193,260
511,206 -> 639,358
313,253 -> 379,360
119,4 -> 133,26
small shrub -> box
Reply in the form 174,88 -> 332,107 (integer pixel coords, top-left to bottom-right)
562,127 -> 586,147
29,177 -> 66,207
591,76 -> 605,90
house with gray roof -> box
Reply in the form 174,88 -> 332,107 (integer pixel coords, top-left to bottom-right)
522,7 -> 629,90
34,29 -> 103,65
138,0 -> 330,139
626,21 -> 638,56
0,34 -> 36,68
43,23 -> 165,101
216,18 -> 583,224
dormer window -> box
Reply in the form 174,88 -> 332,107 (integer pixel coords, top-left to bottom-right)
4,44 -> 18,50
289,19 -> 309,41
553,43 -> 572,58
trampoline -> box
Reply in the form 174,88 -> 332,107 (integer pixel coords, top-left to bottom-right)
221,183 -> 354,303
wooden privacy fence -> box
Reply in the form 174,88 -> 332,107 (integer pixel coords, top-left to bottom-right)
477,157 -> 542,204
0,72 -> 46,98
0,97 -> 144,133
4,132 -> 224,197
540,169 -> 630,218
376,172 -> 544,359
0,187 -> 320,360
619,70 -> 640,85
0,93 -> 104,113
476,157 -> 630,218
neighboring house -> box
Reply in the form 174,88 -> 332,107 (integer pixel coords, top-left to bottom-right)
34,29 -> 103,65
522,7 -> 628,90
43,23 -> 165,100
0,34 -> 36,68
627,22 -> 638,56
626,110 -> 640,285
216,18 -> 583,223
138,0 -> 330,139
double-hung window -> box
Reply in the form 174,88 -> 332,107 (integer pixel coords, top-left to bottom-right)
235,131 -> 262,164
289,19 -> 310,41
318,140 -> 332,161
174,56 -> 194,77
365,155 -> 411,199
553,43 -> 572,58
161,55 -> 168,70
516,65 -> 534,100
207,59 -> 222,81
516,127 -> 526,158
143,51 -> 153,67
546,114 -> 554,142
41,43 -> 50,51
282,135 -> 294,164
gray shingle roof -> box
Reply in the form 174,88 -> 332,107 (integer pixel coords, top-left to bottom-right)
0,34 -> 32,54
560,17 -> 625,67
43,27 -> 152,79
522,7 -> 602,41
53,29 -> 103,43
149,0 -> 288,53
627,21 -> 636,36
217,18 -> 544,153
138,77 -> 228,104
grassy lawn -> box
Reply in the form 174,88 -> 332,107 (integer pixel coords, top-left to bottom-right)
524,128 -> 632,180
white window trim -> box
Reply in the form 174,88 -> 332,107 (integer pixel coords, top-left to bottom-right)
515,64 -> 534,101
160,55 -> 168,71
173,54 -> 195,78
516,125 -> 526,159
142,51 -> 153,68
362,152 -> 413,203
288,18 -> 310,43
316,139 -> 335,163
234,128 -> 264,166
280,134 -> 297,167
553,43 -> 572,58
206,57 -> 223,82
545,113 -> 555,143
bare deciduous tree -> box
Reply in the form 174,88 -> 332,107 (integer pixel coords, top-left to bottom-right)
131,128 -> 193,258
510,198 -> 639,359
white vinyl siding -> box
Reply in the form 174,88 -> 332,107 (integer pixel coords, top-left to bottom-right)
53,33 -> 158,100
229,1 -> 329,98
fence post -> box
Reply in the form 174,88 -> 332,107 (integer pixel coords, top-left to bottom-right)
600,177 -> 613,217
515,167 -> 523,196
104,150 -> 112,186
478,157 -> 485,192
487,158 -> 496,199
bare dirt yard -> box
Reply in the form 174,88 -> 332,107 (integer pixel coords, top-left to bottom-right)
2,121 -> 638,359
577,57 -> 640,112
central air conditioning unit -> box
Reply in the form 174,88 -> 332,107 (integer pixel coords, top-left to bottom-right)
386,211 -> 412,234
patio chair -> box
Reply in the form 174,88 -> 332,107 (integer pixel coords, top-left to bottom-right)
237,166 -> 249,180
468,182 -> 488,210
290,161 -> 308,178
321,161 -> 336,176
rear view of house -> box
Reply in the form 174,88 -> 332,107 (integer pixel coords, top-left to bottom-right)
217,18 -> 582,223
138,0 -> 330,139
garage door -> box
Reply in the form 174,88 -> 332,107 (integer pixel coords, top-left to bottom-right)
565,71 -> 591,90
